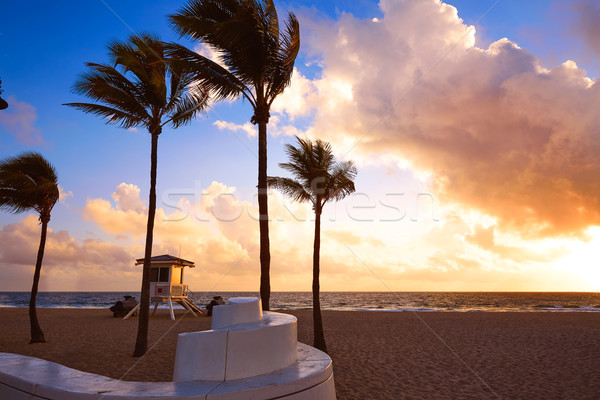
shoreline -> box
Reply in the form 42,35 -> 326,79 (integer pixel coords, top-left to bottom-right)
1,308 -> 599,399
3,305 -> 600,313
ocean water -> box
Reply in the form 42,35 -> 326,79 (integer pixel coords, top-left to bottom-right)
1,291 -> 600,312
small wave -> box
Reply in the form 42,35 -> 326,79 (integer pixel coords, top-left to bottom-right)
43,305 -> 108,309
355,307 -> 438,312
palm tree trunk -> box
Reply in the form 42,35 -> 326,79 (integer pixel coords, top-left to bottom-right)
134,132 -> 159,357
29,219 -> 48,344
258,119 -> 271,311
312,209 -> 327,353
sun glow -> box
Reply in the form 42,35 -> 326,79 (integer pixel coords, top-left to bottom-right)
554,227 -> 600,291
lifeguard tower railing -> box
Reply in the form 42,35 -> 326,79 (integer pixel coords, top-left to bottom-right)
151,282 -> 189,299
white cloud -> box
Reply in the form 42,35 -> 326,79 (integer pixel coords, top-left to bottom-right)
112,183 -> 145,213
194,43 -> 227,69
271,68 -> 318,119
213,120 -> 256,137
0,97 -> 44,145
58,185 -> 73,204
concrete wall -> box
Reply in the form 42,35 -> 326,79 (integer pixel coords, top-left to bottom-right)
0,344 -> 335,399
173,311 -> 298,382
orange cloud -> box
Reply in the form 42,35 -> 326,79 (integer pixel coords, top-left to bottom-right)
0,214 -> 138,291
1,184 -> 593,291
465,224 -> 565,262
295,0 -> 600,238
79,182 -> 320,291
324,229 -> 385,248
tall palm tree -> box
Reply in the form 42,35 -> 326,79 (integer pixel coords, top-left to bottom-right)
268,137 -> 357,353
64,33 -> 210,357
168,0 -> 300,311
0,152 -> 59,343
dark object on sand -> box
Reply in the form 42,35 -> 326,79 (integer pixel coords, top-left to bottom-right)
206,296 -> 225,317
110,296 -> 138,318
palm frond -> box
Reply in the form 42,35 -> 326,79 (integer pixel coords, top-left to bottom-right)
267,176 -> 312,204
326,161 -> 357,202
167,83 -> 210,128
68,63 -> 150,120
270,136 -> 357,209
163,66 -> 188,115
250,0 -> 280,78
0,152 -> 59,220
67,34 -> 208,133
279,160 -> 308,180
328,179 -> 356,202
312,139 -> 334,171
170,0 -> 263,85
169,0 -> 238,41
267,12 -> 300,104
165,43 -> 250,104
211,19 -> 265,83
63,102 -> 145,129
331,160 -> 358,182
262,0 -> 279,42
169,0 -> 299,96
108,34 -> 166,97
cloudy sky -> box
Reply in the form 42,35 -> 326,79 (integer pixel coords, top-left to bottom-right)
1,0 -> 600,293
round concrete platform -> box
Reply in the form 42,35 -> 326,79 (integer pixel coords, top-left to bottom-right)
0,343 -> 334,399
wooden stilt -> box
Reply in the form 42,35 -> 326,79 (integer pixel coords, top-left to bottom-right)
123,303 -> 140,320
179,299 -> 198,317
168,296 -> 175,320
152,302 -> 159,316
183,298 -> 205,314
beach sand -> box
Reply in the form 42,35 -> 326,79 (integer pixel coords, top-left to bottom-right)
1,308 -> 600,399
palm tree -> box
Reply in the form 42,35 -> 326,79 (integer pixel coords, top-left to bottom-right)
0,77 -> 8,110
0,152 -> 59,343
168,0 -> 300,311
268,137 -> 357,353
64,33 -> 210,357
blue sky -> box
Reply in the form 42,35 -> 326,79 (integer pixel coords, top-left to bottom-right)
2,0 -> 600,292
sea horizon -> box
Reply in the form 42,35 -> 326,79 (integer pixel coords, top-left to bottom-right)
2,291 -> 599,313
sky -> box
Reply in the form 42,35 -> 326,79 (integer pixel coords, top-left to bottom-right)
1,0 -> 600,293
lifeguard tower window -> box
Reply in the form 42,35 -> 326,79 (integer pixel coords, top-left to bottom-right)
150,267 -> 170,282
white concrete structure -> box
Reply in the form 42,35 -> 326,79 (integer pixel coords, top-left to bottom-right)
0,297 -> 336,399
0,345 -> 333,399
173,297 -> 299,381
211,297 -> 263,329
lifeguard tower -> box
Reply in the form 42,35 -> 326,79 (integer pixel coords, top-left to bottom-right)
124,254 -> 204,320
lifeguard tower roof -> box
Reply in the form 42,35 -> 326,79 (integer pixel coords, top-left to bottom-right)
135,254 -> 195,267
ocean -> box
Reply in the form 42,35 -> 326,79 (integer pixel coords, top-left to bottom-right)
1,291 -> 600,312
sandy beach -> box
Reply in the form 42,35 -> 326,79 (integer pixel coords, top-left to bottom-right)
1,308 -> 599,399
